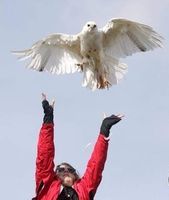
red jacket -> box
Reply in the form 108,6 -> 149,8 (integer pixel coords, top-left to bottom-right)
33,123 -> 109,200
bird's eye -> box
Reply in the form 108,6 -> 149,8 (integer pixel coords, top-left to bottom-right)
87,24 -> 90,27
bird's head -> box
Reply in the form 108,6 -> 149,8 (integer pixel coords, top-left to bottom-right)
82,21 -> 98,33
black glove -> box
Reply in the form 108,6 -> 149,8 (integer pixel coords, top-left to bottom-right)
42,100 -> 53,123
100,115 -> 121,137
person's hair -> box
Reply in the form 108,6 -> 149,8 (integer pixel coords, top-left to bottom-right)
55,162 -> 80,181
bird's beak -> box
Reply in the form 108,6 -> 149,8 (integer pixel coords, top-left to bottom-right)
89,25 -> 96,32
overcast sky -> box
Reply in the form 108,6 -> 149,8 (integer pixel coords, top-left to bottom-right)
1,0 -> 169,199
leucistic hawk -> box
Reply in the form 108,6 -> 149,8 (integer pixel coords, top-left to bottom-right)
13,18 -> 163,90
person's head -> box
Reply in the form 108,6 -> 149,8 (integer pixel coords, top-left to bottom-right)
55,162 -> 80,187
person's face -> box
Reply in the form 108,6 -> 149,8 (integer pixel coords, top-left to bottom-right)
56,165 -> 76,187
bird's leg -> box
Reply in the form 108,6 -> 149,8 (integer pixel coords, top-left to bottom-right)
76,56 -> 90,71
76,63 -> 84,71
98,75 -> 105,89
97,74 -> 111,89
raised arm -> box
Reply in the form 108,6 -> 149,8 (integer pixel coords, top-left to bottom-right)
35,94 -> 55,194
81,114 -> 123,198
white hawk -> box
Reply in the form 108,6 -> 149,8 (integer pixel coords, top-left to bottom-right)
13,18 -> 163,90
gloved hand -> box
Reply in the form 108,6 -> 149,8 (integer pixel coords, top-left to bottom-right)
42,93 -> 54,124
100,114 -> 123,137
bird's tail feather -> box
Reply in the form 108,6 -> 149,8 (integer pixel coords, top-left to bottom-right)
106,60 -> 128,85
82,66 -> 98,91
82,56 -> 128,90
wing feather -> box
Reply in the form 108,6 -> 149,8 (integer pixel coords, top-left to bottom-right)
12,33 -> 82,74
101,18 -> 163,58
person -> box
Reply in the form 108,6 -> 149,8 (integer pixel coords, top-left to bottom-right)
32,93 -> 123,200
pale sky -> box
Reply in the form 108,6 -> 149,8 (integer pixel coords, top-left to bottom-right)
0,0 -> 169,199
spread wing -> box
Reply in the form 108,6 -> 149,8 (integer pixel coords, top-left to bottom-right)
101,18 -> 163,59
12,33 -> 82,74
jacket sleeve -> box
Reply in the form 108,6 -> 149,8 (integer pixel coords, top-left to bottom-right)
81,134 -> 109,197
35,123 -> 55,194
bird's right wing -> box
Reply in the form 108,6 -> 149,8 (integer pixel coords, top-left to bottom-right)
12,33 -> 82,74
101,18 -> 163,59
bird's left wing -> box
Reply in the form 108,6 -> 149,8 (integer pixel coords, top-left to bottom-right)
101,18 -> 163,59
12,33 -> 82,74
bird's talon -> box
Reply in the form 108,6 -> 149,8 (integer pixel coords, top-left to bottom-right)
76,63 -> 83,71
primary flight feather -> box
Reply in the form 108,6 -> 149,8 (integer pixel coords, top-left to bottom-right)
13,18 -> 163,90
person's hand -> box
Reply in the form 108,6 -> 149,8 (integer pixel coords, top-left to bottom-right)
42,93 -> 55,123
100,114 -> 124,137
